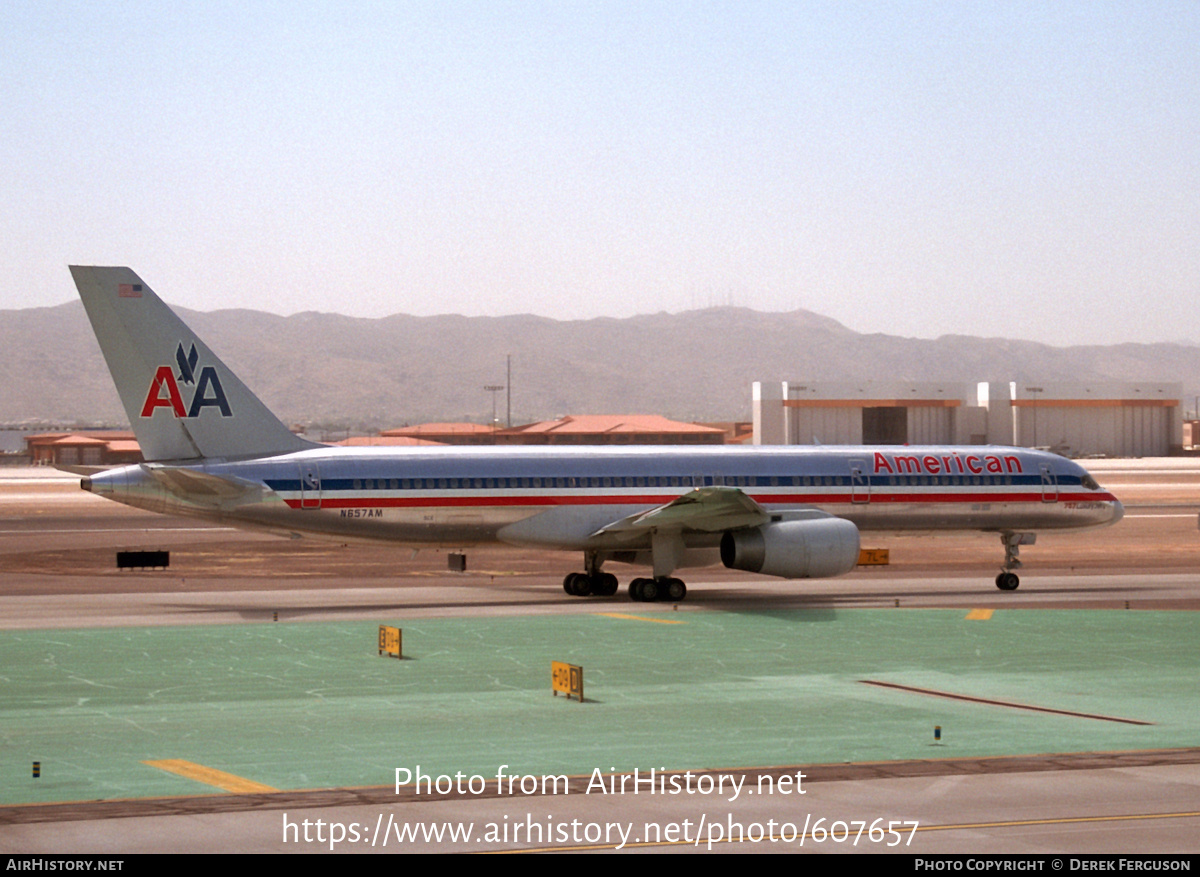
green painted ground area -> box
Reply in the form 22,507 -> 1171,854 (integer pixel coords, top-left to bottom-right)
1,609 -> 1196,805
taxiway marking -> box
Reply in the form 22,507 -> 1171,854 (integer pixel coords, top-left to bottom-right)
143,759 -> 278,793
598,613 -> 686,625
860,680 -> 1153,725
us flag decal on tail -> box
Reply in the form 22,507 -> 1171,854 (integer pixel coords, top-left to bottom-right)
118,283 -> 143,298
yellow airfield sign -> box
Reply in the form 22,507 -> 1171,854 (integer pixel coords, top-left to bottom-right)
378,625 -> 402,658
552,661 -> 584,702
857,548 -> 890,566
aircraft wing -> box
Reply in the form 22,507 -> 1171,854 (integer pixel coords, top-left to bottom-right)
591,486 -> 770,537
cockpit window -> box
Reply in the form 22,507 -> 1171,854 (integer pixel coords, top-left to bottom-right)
1081,473 -> 1100,490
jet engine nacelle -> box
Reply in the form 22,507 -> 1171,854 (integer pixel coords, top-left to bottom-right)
720,517 -> 861,579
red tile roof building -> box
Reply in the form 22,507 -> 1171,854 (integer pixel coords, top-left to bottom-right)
495,415 -> 725,445
24,432 -> 144,467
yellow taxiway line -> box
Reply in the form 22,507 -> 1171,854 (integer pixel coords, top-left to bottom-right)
143,759 -> 278,793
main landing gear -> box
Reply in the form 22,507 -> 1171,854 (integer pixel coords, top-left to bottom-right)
995,532 -> 1035,591
562,572 -> 688,601
629,577 -> 686,602
563,551 -> 689,601
563,550 -> 619,596
562,571 -> 619,597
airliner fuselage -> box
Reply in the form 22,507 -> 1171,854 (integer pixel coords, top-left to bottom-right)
83,443 -> 1121,559
69,265 -> 1124,600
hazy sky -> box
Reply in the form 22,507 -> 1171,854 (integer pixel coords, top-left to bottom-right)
3,1 -> 1197,346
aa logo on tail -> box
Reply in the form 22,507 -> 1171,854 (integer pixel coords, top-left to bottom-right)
140,343 -> 232,418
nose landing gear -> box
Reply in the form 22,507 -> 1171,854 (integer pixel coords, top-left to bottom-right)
995,532 -> 1035,591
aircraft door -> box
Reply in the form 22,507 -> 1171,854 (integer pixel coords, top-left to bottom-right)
849,459 -> 870,504
1039,464 -> 1057,503
299,461 -> 322,510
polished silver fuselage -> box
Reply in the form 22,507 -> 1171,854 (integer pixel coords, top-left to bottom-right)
84,444 -> 1123,555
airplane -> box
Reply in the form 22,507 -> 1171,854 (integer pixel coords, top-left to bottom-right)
69,266 -> 1123,600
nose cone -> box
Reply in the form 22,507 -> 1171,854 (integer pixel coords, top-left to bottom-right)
1109,498 -> 1124,526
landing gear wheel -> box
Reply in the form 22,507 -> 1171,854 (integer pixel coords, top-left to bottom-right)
630,578 -> 661,601
564,572 -> 592,596
596,572 -> 619,596
665,578 -> 687,601
995,572 -> 1020,591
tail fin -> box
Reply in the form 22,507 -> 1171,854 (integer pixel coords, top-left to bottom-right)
70,266 -> 318,462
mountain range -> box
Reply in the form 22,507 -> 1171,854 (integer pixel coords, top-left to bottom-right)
2,301 -> 1196,432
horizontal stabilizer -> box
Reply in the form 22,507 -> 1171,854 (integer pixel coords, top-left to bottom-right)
146,465 -> 267,503
53,464 -> 110,477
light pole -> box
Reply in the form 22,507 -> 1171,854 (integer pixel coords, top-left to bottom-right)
484,385 -> 505,436
1025,386 -> 1043,448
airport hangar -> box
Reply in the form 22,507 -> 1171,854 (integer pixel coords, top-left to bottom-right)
752,380 -> 1184,458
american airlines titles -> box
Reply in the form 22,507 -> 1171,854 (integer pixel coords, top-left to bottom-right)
872,451 -> 1023,477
